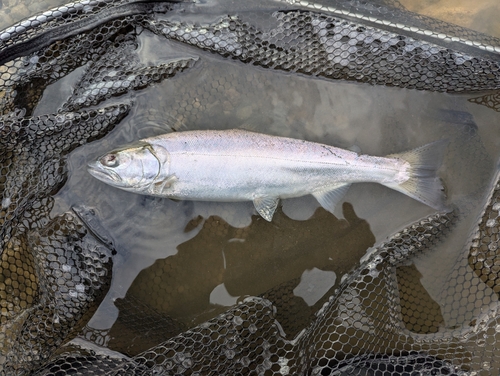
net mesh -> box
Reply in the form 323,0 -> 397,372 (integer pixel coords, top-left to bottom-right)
142,6 -> 500,92
0,0 -> 499,375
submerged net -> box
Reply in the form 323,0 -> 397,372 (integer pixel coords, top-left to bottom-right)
0,0 -> 500,375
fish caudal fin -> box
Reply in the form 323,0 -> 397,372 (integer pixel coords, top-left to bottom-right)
387,139 -> 449,211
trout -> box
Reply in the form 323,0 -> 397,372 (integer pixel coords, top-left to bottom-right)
88,129 -> 447,221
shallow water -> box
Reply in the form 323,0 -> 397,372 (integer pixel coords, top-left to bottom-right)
2,0 -> 500,361
46,25 -> 500,334
400,0 -> 500,38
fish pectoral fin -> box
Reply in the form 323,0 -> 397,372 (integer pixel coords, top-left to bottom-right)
312,184 -> 351,214
253,197 -> 280,222
149,175 -> 177,195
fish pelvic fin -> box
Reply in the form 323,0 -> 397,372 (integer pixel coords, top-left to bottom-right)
312,183 -> 351,214
387,139 -> 449,211
253,197 -> 279,221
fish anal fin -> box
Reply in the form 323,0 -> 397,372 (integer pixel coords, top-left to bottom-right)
253,197 -> 280,222
312,184 -> 351,214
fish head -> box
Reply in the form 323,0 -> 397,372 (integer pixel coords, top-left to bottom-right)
88,143 -> 166,193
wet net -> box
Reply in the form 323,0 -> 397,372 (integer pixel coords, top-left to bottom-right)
1,0 -> 500,375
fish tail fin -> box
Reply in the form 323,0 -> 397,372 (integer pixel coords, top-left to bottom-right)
386,139 -> 449,211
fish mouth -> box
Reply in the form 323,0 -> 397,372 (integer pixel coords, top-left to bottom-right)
87,161 -> 123,186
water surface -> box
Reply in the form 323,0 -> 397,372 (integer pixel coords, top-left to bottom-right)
47,35 -> 500,338
2,0 -> 500,359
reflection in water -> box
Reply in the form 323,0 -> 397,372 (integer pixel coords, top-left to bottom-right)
108,295 -> 187,357
469,92 -> 500,113
2,0 -> 500,373
396,263 -> 444,334
107,203 -> 375,354
104,210 -> 468,375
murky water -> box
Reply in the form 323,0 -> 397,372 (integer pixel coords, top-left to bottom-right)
2,0 -> 500,361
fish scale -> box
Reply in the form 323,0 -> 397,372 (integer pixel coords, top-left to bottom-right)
88,129 -> 447,221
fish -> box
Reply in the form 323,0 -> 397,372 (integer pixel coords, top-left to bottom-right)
87,129 -> 448,221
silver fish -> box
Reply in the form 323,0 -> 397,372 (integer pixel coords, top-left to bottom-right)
87,129 -> 447,221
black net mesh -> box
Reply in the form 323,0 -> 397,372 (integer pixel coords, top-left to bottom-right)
3,211 -> 115,375
1,0 -> 500,375
143,7 -> 500,92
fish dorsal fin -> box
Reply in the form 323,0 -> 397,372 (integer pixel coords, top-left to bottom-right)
312,184 -> 351,214
253,197 -> 280,222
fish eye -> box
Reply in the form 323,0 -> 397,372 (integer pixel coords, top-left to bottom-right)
100,153 -> 119,167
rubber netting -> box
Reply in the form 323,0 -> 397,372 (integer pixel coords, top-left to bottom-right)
0,0 -> 500,375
